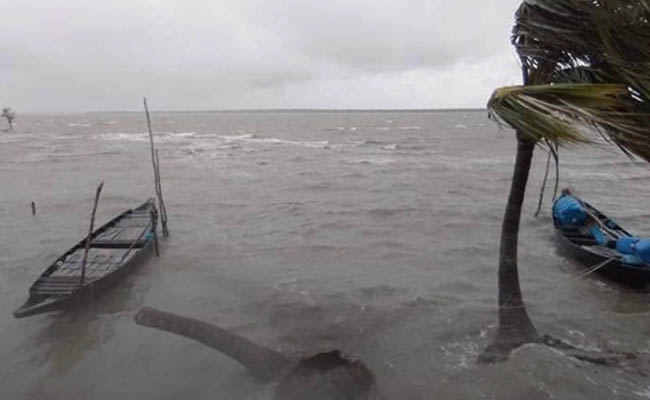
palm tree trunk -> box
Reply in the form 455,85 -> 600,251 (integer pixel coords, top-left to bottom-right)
135,307 -> 293,380
495,131 -> 539,346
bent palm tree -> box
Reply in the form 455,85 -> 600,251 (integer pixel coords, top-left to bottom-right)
484,0 -> 650,360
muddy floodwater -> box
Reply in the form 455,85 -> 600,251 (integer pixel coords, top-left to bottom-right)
1,110 -> 650,399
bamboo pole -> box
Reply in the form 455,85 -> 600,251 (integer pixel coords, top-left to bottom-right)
155,149 -> 169,237
80,182 -> 104,287
151,209 -> 160,257
31,201 -> 36,216
143,98 -> 169,237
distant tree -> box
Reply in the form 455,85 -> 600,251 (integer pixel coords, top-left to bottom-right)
2,107 -> 15,131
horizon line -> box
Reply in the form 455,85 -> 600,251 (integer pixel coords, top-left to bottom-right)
18,107 -> 488,114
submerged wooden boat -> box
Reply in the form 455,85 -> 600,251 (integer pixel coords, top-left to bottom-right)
553,191 -> 650,286
14,199 -> 158,318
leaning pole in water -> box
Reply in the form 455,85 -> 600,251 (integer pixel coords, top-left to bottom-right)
143,98 -> 169,237
80,182 -> 104,287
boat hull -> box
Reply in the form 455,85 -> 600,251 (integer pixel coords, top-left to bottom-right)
14,199 -> 157,318
553,192 -> 650,288
554,231 -> 650,287
13,242 -> 154,318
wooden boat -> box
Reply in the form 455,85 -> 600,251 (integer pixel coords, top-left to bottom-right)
552,190 -> 650,286
13,199 -> 158,318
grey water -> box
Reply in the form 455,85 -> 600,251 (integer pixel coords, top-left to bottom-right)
1,110 -> 650,399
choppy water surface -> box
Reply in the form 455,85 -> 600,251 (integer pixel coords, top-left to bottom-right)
1,111 -> 650,399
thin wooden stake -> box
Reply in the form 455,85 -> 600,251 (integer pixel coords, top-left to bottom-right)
31,201 -> 36,216
155,149 -> 169,237
80,182 -> 104,287
144,97 -> 169,237
151,209 -> 160,257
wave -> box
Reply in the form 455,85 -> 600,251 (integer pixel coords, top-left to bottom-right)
96,131 -> 199,143
220,133 -> 254,141
0,134 -> 38,144
435,155 -> 510,168
344,158 -> 396,166
217,133 -> 330,149
394,144 -> 430,151
399,126 -> 421,130
95,130 -> 331,150
367,207 -> 418,217
362,139 -> 393,146
616,173 -> 650,182
633,388 -> 650,398
66,122 -> 92,127
354,285 -> 406,300
563,158 -> 638,167
95,132 -> 149,142
48,150 -> 121,159
7,149 -> 121,164
171,131 -> 197,138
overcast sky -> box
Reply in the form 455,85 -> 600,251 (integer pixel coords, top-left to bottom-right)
1,0 -> 523,112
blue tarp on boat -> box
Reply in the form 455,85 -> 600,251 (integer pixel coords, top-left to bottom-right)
553,195 -> 587,228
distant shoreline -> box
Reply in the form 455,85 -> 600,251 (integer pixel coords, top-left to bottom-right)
18,108 -> 487,115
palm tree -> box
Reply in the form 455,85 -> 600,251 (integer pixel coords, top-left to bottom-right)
484,0 -> 650,361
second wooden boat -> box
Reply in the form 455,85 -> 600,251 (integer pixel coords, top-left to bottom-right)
552,189 -> 650,286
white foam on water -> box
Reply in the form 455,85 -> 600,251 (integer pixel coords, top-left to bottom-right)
218,133 -> 329,149
172,131 -> 197,138
0,133 -> 38,144
53,134 -> 84,140
95,132 -> 149,142
437,155 -> 509,169
439,340 -> 480,371
399,126 -> 421,130
220,133 -> 254,142
66,122 -> 92,127
454,124 -> 468,129
633,387 -> 650,398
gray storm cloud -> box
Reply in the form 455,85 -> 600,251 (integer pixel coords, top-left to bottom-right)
1,0 -> 522,111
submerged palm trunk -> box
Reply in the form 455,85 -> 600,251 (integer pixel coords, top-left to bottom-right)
481,133 -> 539,361
135,307 -> 376,399
135,307 -> 292,380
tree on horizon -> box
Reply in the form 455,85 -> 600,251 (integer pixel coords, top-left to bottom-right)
484,0 -> 650,361
2,107 -> 16,131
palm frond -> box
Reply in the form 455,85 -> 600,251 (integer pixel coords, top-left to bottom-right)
489,0 -> 650,162
513,0 -> 650,93
488,83 -> 650,161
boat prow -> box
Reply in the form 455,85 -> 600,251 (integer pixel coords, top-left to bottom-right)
14,295 -> 72,319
